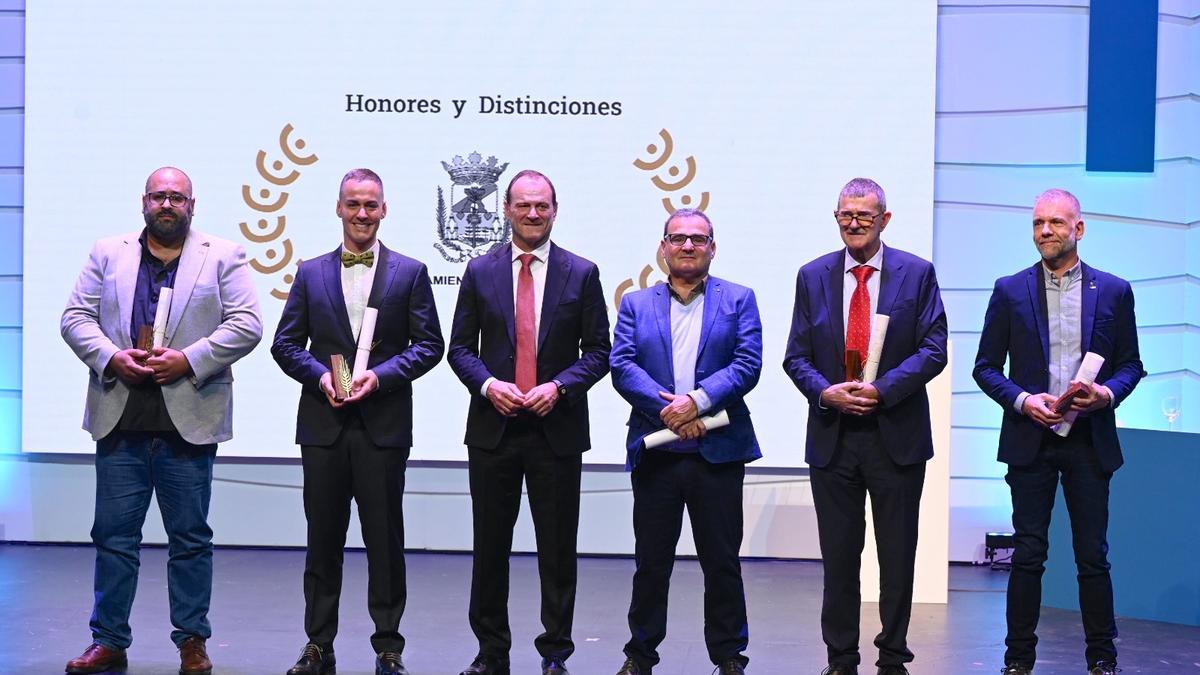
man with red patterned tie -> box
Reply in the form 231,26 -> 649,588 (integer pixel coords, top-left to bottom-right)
448,170 -> 611,675
782,178 -> 947,675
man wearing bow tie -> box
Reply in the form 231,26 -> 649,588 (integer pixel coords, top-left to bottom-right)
783,178 -> 947,675
448,170 -> 611,675
272,168 -> 445,675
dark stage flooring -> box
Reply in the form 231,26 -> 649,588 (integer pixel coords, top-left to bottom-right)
1,544 -> 1197,674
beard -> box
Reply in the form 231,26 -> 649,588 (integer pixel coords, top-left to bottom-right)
144,208 -> 191,244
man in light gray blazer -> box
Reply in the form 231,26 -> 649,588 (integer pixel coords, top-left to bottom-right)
60,167 -> 262,675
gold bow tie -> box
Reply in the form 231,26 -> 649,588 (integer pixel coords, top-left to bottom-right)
341,250 -> 374,268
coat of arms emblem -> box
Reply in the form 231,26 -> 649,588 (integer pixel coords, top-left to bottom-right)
434,152 -> 511,262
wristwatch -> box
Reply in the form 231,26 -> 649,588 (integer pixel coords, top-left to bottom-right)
553,379 -> 567,397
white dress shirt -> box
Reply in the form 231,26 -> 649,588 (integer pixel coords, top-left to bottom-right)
843,246 -> 883,342
341,240 -> 380,342
481,238 -> 553,395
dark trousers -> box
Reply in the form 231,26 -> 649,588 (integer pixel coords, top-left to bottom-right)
624,451 -> 750,670
91,431 -> 216,650
301,411 -> 409,654
467,419 -> 582,663
1005,421 -> 1116,668
810,419 -> 925,668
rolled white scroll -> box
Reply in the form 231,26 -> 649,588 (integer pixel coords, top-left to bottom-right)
352,307 -> 378,379
861,313 -> 890,383
643,409 -> 731,449
1052,351 -> 1106,438
151,287 -> 173,349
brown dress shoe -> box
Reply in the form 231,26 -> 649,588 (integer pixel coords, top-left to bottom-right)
178,636 -> 213,675
65,642 -> 128,673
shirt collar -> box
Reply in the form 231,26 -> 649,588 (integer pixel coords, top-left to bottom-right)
667,276 -> 708,305
1042,258 -> 1081,282
843,244 -> 883,274
512,238 -> 552,263
341,239 -> 381,259
137,228 -> 182,269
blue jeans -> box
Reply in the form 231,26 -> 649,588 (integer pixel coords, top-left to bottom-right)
90,431 -> 217,649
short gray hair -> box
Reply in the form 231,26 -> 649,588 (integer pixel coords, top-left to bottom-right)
339,168 -> 384,199
1034,188 -> 1081,219
838,177 -> 886,212
663,207 -> 714,238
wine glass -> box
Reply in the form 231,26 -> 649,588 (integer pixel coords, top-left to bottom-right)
1161,395 -> 1180,431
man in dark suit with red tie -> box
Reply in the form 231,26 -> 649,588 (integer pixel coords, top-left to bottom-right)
974,189 -> 1142,675
448,170 -> 611,675
783,178 -> 947,675
272,168 -> 444,675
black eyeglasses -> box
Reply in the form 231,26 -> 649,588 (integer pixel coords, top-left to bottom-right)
664,233 -> 712,247
834,211 -> 881,226
146,191 -> 191,207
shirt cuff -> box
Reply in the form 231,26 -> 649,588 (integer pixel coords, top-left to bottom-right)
1013,391 -> 1030,414
688,388 -> 712,415
481,376 -> 496,397
1097,384 -> 1115,408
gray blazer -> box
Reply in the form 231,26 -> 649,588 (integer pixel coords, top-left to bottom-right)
61,229 -> 263,445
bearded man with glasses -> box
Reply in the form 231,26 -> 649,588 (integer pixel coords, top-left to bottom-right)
61,167 -> 263,674
783,178 -> 947,675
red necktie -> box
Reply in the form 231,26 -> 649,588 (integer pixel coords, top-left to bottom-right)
515,253 -> 537,393
846,265 -> 874,372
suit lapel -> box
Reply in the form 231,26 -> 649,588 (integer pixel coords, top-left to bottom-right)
1080,262 -> 1098,354
875,245 -> 905,317
1025,263 -> 1050,367
114,234 -> 141,347
368,244 -> 399,308
696,277 -> 722,358
537,244 -> 570,350
822,256 -> 846,360
322,249 -> 356,346
165,231 -> 211,343
653,284 -> 675,384
489,244 -> 516,350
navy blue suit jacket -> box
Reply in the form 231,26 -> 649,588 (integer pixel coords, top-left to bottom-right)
271,244 -> 445,448
610,276 -> 763,470
447,242 -> 611,454
972,261 -> 1143,473
783,244 -> 948,467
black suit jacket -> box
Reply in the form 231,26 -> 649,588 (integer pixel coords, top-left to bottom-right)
447,242 -> 611,454
271,244 -> 444,448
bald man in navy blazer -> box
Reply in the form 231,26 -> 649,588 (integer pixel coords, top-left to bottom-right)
973,189 -> 1142,675
448,170 -> 610,675
783,178 -> 947,675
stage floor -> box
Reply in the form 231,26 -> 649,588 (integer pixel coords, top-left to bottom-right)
1,544 -> 1196,674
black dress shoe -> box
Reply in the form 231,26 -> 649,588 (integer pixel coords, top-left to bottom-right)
460,656 -> 511,675
877,667 -> 909,675
376,651 -> 408,675
821,666 -> 858,675
287,643 -> 335,675
715,659 -> 746,675
1000,664 -> 1033,675
65,642 -> 128,674
1088,663 -> 1120,675
542,656 -> 569,674
616,657 -> 649,675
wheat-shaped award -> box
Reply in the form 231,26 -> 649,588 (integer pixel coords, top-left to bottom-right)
330,354 -> 353,401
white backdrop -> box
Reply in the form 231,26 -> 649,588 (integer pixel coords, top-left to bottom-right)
23,1 -> 937,464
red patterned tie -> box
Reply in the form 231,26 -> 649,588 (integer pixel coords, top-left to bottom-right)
846,265 -> 875,375
515,253 -> 537,393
